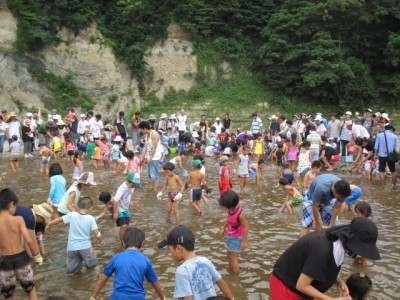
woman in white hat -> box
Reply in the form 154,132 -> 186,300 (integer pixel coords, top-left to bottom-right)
57,172 -> 97,216
156,113 -> 168,132
148,114 -> 156,129
213,117 -> 223,135
167,114 -> 179,147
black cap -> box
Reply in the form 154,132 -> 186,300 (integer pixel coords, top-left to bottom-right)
365,108 -> 372,113
345,218 -> 380,260
135,111 -> 141,115
385,124 -> 395,131
1,109 -> 6,113
158,224 -> 195,250
251,113 -> 257,117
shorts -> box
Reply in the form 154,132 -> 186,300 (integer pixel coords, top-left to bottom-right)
310,148 -> 319,161
192,188 -> 202,201
168,192 -> 178,203
103,154 -> 111,161
288,195 -> 303,207
226,235 -> 243,253
238,174 -> 249,178
283,174 -> 294,184
67,248 -> 98,274
116,210 -> 130,227
40,156 -> 50,165
10,156 -> 18,162
218,182 -> 232,195
147,159 -> 160,180
270,273 -> 310,300
0,251 -> 34,297
249,167 -> 257,179
301,194 -> 339,228
378,156 -> 397,173
344,187 -> 362,205
299,167 -> 311,178
67,150 -> 75,156
329,154 -> 340,163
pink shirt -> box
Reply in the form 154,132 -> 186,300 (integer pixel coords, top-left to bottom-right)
227,207 -> 243,237
125,157 -> 141,173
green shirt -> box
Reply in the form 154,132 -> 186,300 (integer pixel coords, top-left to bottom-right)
87,142 -> 95,159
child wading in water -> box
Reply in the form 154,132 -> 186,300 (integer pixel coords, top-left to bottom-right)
157,162 -> 184,223
234,146 -> 250,193
72,150 -> 83,180
95,191 -> 113,221
297,140 -> 313,187
279,177 -> 303,215
39,141 -> 54,176
186,159 -> 206,216
219,190 -> 248,274
354,201 -> 372,266
45,197 -> 104,274
346,273 -> 372,300
218,156 -> 232,195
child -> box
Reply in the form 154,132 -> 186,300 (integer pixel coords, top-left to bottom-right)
158,129 -> 170,165
123,150 -> 141,174
346,273 -> 372,300
280,162 -> 299,186
0,188 -> 43,299
22,119 -> 33,158
65,133 -> 76,161
354,201 -> 371,266
234,146 -> 250,193
218,156 -> 232,195
112,172 -> 141,240
297,140 -> 313,187
72,150 -> 83,180
272,144 -> 285,176
219,190 -> 248,274
342,184 -> 362,212
287,133 -> 300,173
111,136 -> 123,171
86,137 -> 96,160
157,162 -> 184,222
253,133 -> 264,161
302,160 -> 322,194
169,150 -> 188,176
92,141 -> 102,169
193,154 -> 210,204
45,197 -> 104,274
101,136 -> 112,169
158,224 -> 234,299
39,141 -> 54,175
47,163 -> 67,216
279,177 -> 303,215
186,159 -> 206,216
57,172 -> 97,216
248,159 -> 265,187
53,134 -> 63,159
91,227 -> 165,300
95,191 -> 113,221
9,135 -> 20,171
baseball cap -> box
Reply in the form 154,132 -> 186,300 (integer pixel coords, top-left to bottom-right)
219,155 -> 229,163
26,112 -> 33,117
365,108 -> 372,113
345,111 -> 352,116
126,172 -> 141,188
158,224 -> 195,250
11,135 -> 18,140
192,159 -> 202,168
314,115 -> 322,121
80,114 -> 86,118
345,120 -> 353,126
75,172 -> 97,186
33,203 -> 53,223
215,117 -> 220,121
381,113 -> 390,121
385,124 -> 395,131
135,111 -> 141,115
344,218 -> 380,260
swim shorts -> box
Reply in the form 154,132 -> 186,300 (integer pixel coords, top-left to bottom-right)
40,156 -> 50,165
67,247 -> 98,274
192,188 -> 202,201
168,192 -> 178,203
0,251 -> 34,297
288,195 -> 304,207
116,210 -> 130,227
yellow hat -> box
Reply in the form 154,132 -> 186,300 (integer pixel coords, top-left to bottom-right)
33,203 -> 53,223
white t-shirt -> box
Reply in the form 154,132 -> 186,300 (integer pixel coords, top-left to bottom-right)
77,120 -> 88,134
90,120 -> 103,138
114,182 -> 134,213
213,122 -> 223,134
352,124 -> 370,139
63,212 -> 97,251
177,115 -> 187,131
6,120 -> 20,138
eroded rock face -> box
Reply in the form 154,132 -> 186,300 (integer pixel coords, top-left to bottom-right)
0,3 -> 198,115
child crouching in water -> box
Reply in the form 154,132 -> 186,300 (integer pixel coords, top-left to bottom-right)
45,197 -> 104,274
346,273 -> 372,300
219,190 -> 248,274
279,177 -> 303,215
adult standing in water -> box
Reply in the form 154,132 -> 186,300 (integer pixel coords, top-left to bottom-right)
177,109 -> 187,142
130,111 -> 141,151
223,113 -> 232,133
270,217 -> 380,300
139,121 -> 163,192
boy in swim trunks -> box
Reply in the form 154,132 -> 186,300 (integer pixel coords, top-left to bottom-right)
157,162 -> 185,222
39,141 -> 54,176
9,135 -> 20,172
302,160 -> 322,194
279,177 -> 303,215
186,159 -> 206,216
249,159 -> 265,187
0,188 -> 43,299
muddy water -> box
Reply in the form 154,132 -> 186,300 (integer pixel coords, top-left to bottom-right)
1,155 -> 399,299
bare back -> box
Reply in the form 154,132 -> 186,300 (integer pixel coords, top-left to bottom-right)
0,213 -> 27,255
188,170 -> 205,189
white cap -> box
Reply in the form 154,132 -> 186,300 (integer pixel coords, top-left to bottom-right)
345,111 -> 352,116
215,117 -> 220,121
26,112 -> 33,117
270,115 -> 277,119
160,113 -> 167,119
381,113 -> 390,121
80,114 -> 86,118
114,136 -> 123,142
314,115 -> 322,121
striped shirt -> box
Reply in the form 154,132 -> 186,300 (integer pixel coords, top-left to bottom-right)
328,119 -> 340,138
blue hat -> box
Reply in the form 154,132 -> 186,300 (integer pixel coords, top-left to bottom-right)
126,172 -> 141,188
11,135 -> 18,140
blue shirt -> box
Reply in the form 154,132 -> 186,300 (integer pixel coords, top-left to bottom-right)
62,212 -> 97,251
174,256 -> 222,300
251,117 -> 263,134
374,130 -> 398,157
48,175 -> 66,205
103,249 -> 158,300
309,174 -> 341,206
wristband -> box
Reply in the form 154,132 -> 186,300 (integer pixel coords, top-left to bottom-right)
96,232 -> 101,238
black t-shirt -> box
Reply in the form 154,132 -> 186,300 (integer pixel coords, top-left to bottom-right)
364,138 -> 375,152
321,146 -> 338,160
273,230 -> 340,297
69,114 -> 78,133
114,117 -> 126,134
223,118 -> 231,129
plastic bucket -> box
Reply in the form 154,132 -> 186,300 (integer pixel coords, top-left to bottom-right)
170,147 -> 177,154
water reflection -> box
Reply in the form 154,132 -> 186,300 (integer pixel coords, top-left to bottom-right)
1,156 -> 398,299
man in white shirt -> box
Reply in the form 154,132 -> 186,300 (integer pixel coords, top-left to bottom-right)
177,109 -> 187,141
346,121 -> 370,140
213,117 -> 223,135
5,112 -> 20,143
90,114 -> 103,139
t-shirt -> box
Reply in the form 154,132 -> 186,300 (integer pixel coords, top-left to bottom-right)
57,184 -> 81,215
308,174 -> 340,205
114,182 -> 134,213
90,120 -> 103,138
328,119 -> 340,138
273,230 -> 340,298
251,117 -> 263,134
321,146 -> 338,161
49,175 -> 67,205
351,124 -> 370,139
68,113 -> 78,133
174,256 -> 222,300
9,141 -> 19,156
87,142 -> 95,159
361,118 -> 374,135
62,211 -> 97,251
363,138 -> 375,152
177,115 -> 187,131
307,131 -> 321,150
103,249 -> 158,300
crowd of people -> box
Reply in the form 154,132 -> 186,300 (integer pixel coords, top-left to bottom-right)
0,105 -> 397,299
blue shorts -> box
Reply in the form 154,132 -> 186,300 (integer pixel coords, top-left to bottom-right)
310,149 -> 319,161
147,159 -> 160,180
227,235 -> 243,253
283,174 -> 294,184
301,194 -> 339,228
249,167 -> 256,179
116,210 -> 130,227
192,188 -> 202,201
344,187 -> 362,205
299,167 -> 311,178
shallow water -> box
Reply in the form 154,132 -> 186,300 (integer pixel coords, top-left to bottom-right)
1,154 -> 399,299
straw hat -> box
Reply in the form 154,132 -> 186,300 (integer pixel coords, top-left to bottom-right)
9,112 -> 17,117
33,203 -> 53,223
